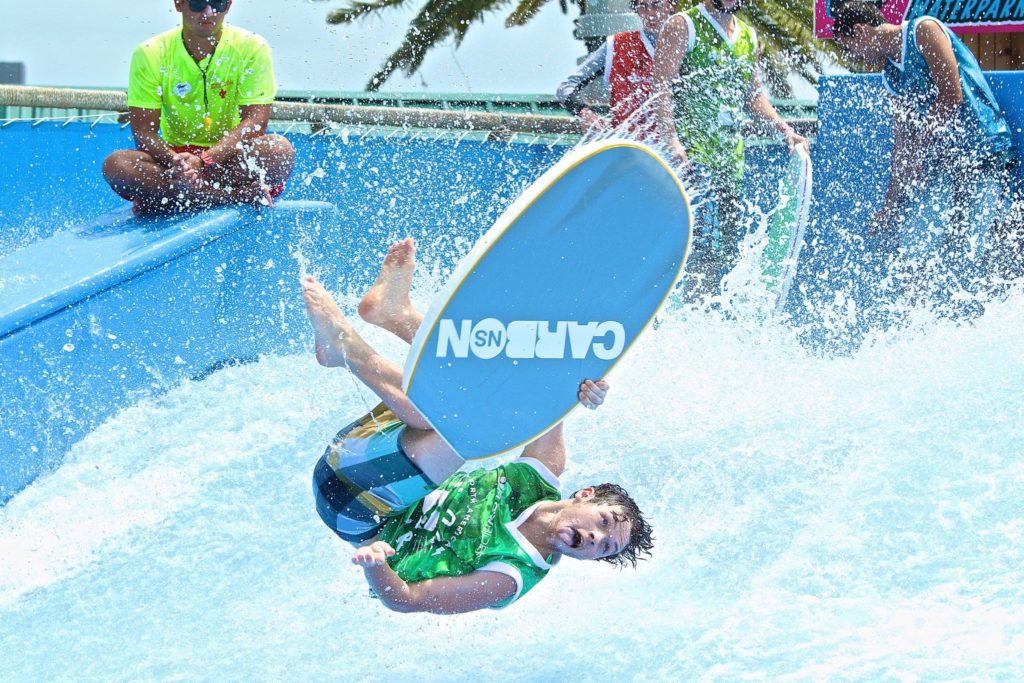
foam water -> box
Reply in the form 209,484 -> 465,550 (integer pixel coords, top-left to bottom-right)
2,269 -> 1022,680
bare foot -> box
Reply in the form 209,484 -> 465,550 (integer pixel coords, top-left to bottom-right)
358,238 -> 418,336
301,275 -> 353,367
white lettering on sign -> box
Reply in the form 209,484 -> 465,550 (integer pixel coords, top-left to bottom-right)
435,319 -> 625,361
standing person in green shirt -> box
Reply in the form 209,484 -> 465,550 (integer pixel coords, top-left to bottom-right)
102,0 -> 294,214
304,238 -> 655,614
653,0 -> 807,294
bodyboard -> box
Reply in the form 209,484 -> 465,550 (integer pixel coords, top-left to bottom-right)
402,139 -> 692,460
760,146 -> 813,315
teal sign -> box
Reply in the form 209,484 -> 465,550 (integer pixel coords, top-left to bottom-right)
908,0 -> 1024,28
817,0 -> 1024,38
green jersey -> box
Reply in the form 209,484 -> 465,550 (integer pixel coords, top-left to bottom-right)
673,5 -> 759,190
379,458 -> 561,609
126,25 -> 277,147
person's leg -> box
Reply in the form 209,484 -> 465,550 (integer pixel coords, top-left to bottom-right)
988,183 -> 1024,282
681,197 -> 720,300
301,274 -> 432,431
715,184 -> 744,278
358,238 -> 424,344
102,149 -> 185,206
102,148 -> 270,213
209,134 -> 295,194
313,405 -> 461,546
247,134 -> 295,189
682,182 -> 743,301
939,154 -> 998,316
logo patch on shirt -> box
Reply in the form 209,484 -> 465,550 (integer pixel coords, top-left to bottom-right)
173,82 -> 192,98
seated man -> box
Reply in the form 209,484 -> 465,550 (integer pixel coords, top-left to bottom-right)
303,238 -> 654,614
102,0 -> 294,214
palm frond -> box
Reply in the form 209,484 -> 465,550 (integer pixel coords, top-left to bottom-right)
506,0 -> 550,27
326,0 -> 414,25
327,0 -> 844,92
364,0 -> 515,89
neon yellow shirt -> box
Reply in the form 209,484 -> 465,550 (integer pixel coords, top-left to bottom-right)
126,25 -> 276,147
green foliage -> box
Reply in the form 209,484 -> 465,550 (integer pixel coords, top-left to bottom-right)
321,0 -> 848,93
732,1 -> 849,97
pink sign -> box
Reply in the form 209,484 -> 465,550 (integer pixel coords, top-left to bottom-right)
815,0 -> 910,40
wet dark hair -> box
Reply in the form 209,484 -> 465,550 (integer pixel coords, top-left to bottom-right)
575,483 -> 654,568
831,1 -> 887,38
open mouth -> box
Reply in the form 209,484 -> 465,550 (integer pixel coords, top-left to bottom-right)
558,526 -> 584,550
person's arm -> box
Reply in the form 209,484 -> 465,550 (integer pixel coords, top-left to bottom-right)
745,65 -> 808,152
204,104 -> 272,165
917,19 -> 963,127
873,98 -> 925,233
520,379 -> 609,478
125,45 -> 177,169
653,14 -> 691,166
557,42 -> 610,133
352,541 -> 517,614
129,107 -> 177,168
134,104 -> 271,183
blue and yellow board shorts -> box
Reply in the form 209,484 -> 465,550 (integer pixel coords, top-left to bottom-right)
313,403 -> 438,545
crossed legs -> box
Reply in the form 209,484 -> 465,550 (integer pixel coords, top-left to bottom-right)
102,134 -> 294,213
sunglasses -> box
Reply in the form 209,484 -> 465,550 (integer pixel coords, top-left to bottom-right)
187,0 -> 229,12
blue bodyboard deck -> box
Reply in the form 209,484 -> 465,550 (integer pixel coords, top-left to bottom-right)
402,139 -> 692,460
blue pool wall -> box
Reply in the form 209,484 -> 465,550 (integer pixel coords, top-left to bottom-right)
797,72 -> 1024,347
2,71 -> 1023,502
0,129 -> 579,502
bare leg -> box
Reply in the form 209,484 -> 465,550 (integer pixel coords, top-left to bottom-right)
358,238 -> 424,344
103,148 -> 270,213
212,134 -> 295,192
301,274 -> 431,431
102,150 -> 189,205
101,134 -> 293,213
303,273 -> 463,481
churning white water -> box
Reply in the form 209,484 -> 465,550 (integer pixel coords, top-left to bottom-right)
1,260 -> 1022,680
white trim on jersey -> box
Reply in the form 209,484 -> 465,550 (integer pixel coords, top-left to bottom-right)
506,501 -> 553,570
604,34 -> 615,88
514,456 -> 561,490
680,13 -> 697,54
478,561 -> 524,608
697,4 -> 738,47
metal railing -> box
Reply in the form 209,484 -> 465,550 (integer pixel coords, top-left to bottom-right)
0,84 -> 817,139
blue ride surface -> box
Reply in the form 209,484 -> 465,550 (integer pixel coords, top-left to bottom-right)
0,124 -> 579,502
799,72 -> 1024,347
403,140 -> 691,459
3,71 -> 1023,501
1,79 -> 1023,682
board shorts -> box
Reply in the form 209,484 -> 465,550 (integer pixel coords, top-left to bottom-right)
312,403 -> 438,545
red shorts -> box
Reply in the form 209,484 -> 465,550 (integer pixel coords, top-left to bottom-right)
171,145 -> 286,198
